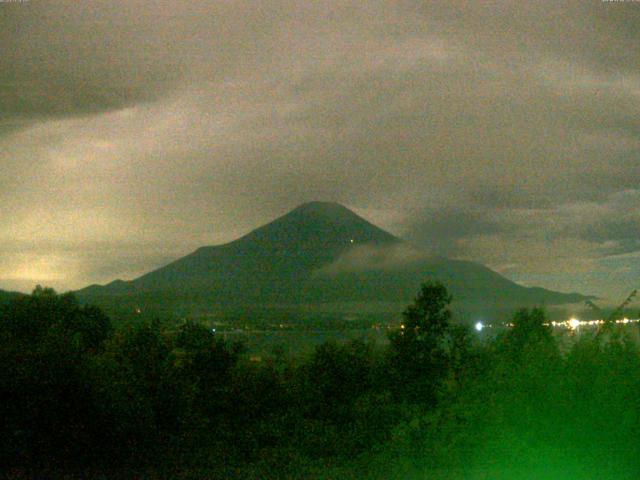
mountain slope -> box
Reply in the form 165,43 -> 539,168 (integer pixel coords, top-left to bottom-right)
0,289 -> 25,305
77,201 -> 589,313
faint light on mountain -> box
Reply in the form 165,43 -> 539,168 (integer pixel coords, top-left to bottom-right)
350,238 -> 354,243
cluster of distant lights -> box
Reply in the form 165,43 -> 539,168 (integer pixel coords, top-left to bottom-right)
474,317 -> 640,332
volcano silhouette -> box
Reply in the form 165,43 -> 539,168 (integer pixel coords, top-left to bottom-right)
77,202 -> 589,314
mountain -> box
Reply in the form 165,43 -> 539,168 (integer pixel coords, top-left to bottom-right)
77,201 -> 589,317
0,289 -> 25,305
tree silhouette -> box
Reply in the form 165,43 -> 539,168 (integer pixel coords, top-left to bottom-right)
389,280 -> 453,404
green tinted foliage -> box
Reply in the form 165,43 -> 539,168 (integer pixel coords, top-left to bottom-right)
388,281 -> 454,404
3,284 -> 640,479
402,281 -> 452,339
0,288 -> 113,469
0,286 -> 111,351
304,339 -> 374,423
508,307 -> 552,345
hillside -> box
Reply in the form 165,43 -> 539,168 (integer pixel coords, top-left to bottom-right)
77,202 -> 589,317
0,289 -> 24,305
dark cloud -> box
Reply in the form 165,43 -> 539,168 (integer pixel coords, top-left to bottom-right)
1,3 -> 177,119
583,221 -> 640,252
404,208 -> 505,256
574,190 -> 640,256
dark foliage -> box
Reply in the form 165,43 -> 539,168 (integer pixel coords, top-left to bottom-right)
388,281 -> 454,404
2,284 -> 640,479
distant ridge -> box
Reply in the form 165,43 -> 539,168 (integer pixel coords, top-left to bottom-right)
0,289 -> 25,305
77,202 -> 591,317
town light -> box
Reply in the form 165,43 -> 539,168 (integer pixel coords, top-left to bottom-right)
568,318 -> 581,330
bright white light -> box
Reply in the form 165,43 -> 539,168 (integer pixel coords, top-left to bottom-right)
350,238 -> 355,243
568,318 -> 581,330
475,321 -> 484,332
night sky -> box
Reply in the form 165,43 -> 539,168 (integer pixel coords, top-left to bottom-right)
1,1 -> 639,301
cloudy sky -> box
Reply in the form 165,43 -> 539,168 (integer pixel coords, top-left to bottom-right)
1,0 -> 639,301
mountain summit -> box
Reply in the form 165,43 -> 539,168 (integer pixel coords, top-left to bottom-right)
77,202 -> 589,317
229,201 -> 398,254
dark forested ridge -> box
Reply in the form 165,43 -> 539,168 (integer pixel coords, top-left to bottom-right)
2,284 -> 639,479
76,202 -> 590,318
0,289 -> 24,305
